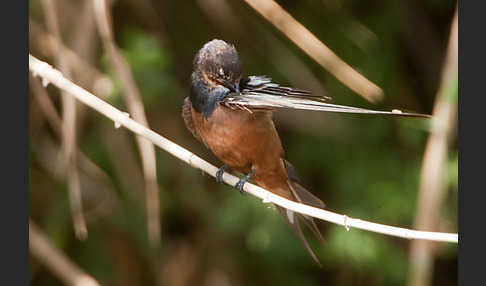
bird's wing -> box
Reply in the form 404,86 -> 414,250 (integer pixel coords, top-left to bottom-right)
224,76 -> 431,118
239,75 -> 330,100
182,97 -> 202,141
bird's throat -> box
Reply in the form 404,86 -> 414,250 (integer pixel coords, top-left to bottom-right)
190,73 -> 230,120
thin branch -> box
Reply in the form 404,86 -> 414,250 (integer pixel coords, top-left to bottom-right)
34,135 -> 118,221
41,0 -> 87,240
29,54 -> 458,244
30,74 -> 104,178
243,0 -> 383,103
30,74 -> 62,132
101,122 -> 146,202
407,6 -> 458,286
69,0 -> 99,64
30,75 -> 117,220
29,219 -> 100,286
30,20 -> 113,99
92,0 -> 161,247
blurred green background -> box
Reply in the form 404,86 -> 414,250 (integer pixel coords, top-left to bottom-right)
29,0 -> 457,285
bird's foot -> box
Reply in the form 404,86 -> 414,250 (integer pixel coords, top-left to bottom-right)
235,169 -> 255,195
216,165 -> 230,184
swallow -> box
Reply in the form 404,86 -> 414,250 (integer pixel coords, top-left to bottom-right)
182,39 -> 430,266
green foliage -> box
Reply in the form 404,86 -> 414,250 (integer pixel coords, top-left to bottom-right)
322,227 -> 408,285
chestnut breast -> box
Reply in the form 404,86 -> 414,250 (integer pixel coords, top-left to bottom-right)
191,104 -> 285,174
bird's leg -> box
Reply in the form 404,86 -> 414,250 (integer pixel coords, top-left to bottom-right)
235,169 -> 256,195
216,164 -> 231,184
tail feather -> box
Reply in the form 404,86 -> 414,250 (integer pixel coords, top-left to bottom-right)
276,206 -> 322,267
273,159 -> 326,266
288,180 -> 326,211
297,210 -> 326,246
287,181 -> 326,245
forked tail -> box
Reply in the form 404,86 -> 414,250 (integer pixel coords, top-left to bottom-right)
276,160 -> 326,266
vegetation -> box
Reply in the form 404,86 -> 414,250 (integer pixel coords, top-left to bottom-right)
29,0 -> 457,285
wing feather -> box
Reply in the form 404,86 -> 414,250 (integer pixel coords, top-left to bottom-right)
229,76 -> 431,118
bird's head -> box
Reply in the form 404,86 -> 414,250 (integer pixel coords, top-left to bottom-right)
192,39 -> 242,93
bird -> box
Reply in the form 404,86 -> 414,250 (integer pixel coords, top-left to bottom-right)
182,39 -> 430,266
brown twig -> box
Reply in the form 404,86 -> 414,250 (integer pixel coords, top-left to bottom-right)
406,5 -> 458,286
31,74 -> 101,175
30,74 -> 62,132
69,0 -> 99,65
29,54 -> 458,243
67,0 -> 107,136
34,135 -> 117,220
30,20 -> 113,99
92,0 -> 161,246
29,219 -> 100,286
101,123 -> 146,202
41,0 -> 87,240
30,75 -> 117,220
243,0 -> 383,103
